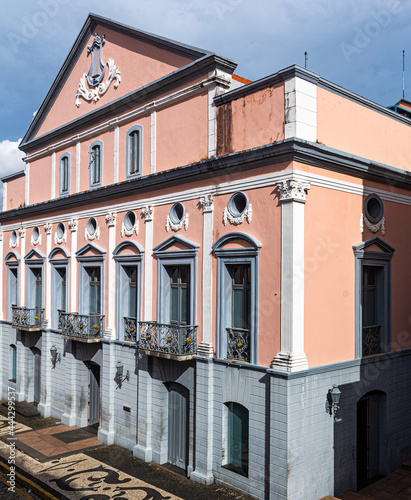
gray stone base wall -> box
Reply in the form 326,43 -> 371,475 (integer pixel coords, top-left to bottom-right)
1,323 -> 411,500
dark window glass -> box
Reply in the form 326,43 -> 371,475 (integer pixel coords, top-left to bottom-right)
61,157 -> 69,192
129,131 -> 140,174
227,402 -> 249,474
126,266 -> 137,318
88,267 -> 101,314
231,265 -> 251,330
169,266 -> 190,325
91,146 -> 101,184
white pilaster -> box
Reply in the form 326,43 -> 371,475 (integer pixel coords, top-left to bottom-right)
19,227 -> 26,306
45,225 -> 52,326
272,178 -> 310,372
197,194 -> 214,357
51,152 -> 56,199
142,206 -> 154,319
150,110 -> 156,174
106,212 -> 116,339
284,77 -> 317,142
0,232 -> 3,317
114,126 -> 119,183
24,166 -> 29,206
208,84 -> 217,158
69,220 -> 77,311
2,183 -> 6,212
76,141 -> 80,193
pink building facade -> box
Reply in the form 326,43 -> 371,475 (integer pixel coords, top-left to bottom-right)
1,14 -> 411,499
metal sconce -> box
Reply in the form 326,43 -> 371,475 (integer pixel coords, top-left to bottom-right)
116,361 -> 130,383
326,384 -> 341,419
50,345 -> 61,368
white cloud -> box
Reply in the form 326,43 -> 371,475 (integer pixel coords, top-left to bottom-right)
0,139 -> 25,179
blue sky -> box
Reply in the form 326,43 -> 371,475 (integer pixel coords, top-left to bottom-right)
0,0 -> 409,178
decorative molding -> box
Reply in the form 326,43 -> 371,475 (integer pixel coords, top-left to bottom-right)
75,33 -> 121,107
277,179 -> 310,203
85,226 -> 100,241
68,219 -> 77,232
105,212 -> 116,227
18,226 -> 26,238
197,341 -> 214,358
223,205 -> 252,226
121,221 -> 139,237
141,206 -> 154,221
31,234 -> 41,246
271,352 -> 309,373
44,223 -> 52,235
166,213 -> 188,232
199,194 -> 214,214
9,236 -> 18,249
361,213 -> 385,236
54,232 -> 67,245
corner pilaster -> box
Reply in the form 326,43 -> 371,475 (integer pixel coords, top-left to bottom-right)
272,177 -> 310,373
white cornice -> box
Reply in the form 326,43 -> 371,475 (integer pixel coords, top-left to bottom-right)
3,169 -> 411,231
24,75 -> 219,163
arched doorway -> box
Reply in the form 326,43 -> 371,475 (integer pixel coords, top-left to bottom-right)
31,347 -> 41,405
85,362 -> 100,427
357,391 -> 385,489
167,383 -> 189,471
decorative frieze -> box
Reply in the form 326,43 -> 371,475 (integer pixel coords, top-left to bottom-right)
141,206 -> 154,222
199,194 -> 215,214
85,226 -> 100,241
360,213 -> 385,236
54,232 -> 67,245
223,204 -> 252,226
31,234 -> 41,246
276,179 -> 310,203
166,213 -> 188,232
121,221 -> 139,237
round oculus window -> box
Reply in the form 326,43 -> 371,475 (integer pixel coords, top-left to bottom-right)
56,223 -> 65,239
11,231 -> 17,245
32,226 -> 40,242
124,211 -> 136,231
87,217 -> 97,235
228,191 -> 248,217
170,203 -> 185,224
364,193 -> 384,224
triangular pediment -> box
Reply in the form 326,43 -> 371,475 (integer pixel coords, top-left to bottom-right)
153,235 -> 199,254
24,249 -> 46,261
76,242 -> 106,258
353,236 -> 395,254
20,14 -> 233,151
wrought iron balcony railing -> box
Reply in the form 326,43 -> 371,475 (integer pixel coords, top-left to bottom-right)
362,324 -> 381,357
138,321 -> 197,360
124,316 -> 137,342
58,310 -> 105,342
11,305 -> 44,332
226,327 -> 251,363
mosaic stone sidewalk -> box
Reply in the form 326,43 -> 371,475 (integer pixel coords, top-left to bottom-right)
0,414 -> 182,500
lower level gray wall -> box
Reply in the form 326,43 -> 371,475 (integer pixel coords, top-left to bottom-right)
1,322 -> 411,500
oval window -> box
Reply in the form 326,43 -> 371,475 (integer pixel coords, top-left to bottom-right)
87,217 -> 97,235
228,191 -> 248,217
170,203 -> 185,224
11,231 -> 17,245
32,227 -> 40,243
364,193 -> 384,224
124,211 -> 136,231
56,223 -> 65,239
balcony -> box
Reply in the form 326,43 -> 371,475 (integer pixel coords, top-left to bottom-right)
362,324 -> 381,357
11,306 -> 44,332
124,316 -> 137,342
226,327 -> 250,363
58,310 -> 105,343
138,321 -> 197,361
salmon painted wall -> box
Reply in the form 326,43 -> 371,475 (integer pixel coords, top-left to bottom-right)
216,82 -> 285,156
35,25 -> 194,139
155,91 -> 209,171
212,185 -> 281,366
317,87 -> 411,170
5,176 -> 25,210
29,156 -> 52,205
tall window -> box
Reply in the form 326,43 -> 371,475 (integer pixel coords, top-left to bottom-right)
169,266 -> 190,326
50,248 -> 70,329
88,267 -> 101,315
89,141 -> 102,188
226,402 -> 249,475
353,237 -> 394,358
34,269 -> 42,308
126,126 -> 142,178
6,266 -> 18,321
9,345 -> 16,382
126,266 -> 137,319
231,265 -> 251,330
59,154 -> 70,196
